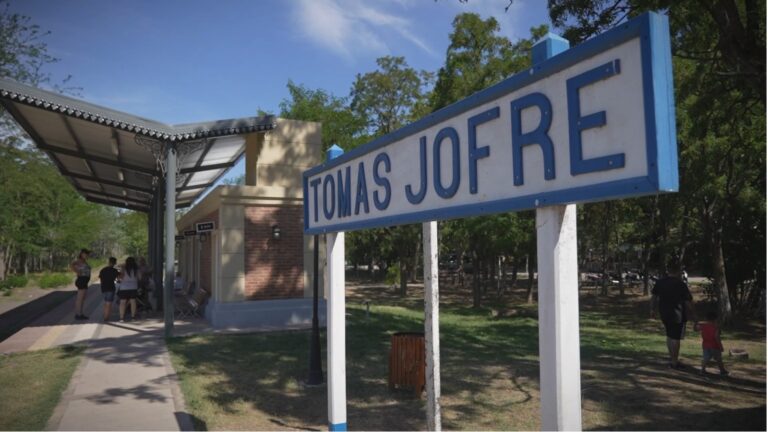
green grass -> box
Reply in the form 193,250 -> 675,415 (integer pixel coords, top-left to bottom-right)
0,345 -> 85,430
37,273 -> 73,289
168,285 -> 766,431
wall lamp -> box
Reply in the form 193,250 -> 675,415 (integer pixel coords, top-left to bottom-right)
199,232 -> 208,243
272,225 -> 281,240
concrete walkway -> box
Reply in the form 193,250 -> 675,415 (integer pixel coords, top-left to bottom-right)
0,286 -> 194,431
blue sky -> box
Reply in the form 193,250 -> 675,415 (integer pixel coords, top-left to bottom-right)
9,0 -> 551,194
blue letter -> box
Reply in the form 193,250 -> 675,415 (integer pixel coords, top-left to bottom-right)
433,127 -> 460,198
468,107 -> 499,194
337,166 -> 352,218
309,177 -> 321,222
373,152 -> 391,210
405,136 -> 428,204
567,59 -> 625,175
355,162 -> 369,215
511,92 -> 555,186
322,174 -> 335,220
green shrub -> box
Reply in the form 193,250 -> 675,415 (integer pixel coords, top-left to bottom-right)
6,275 -> 28,288
38,273 -> 72,289
385,265 -> 400,285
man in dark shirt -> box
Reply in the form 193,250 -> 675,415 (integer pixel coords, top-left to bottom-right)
651,267 -> 697,369
99,257 -> 119,321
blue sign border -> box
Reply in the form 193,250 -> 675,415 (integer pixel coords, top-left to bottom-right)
303,12 -> 676,234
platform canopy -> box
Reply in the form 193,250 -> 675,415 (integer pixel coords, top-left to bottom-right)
0,78 -> 275,213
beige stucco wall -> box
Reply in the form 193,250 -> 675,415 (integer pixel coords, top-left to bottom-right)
218,203 -> 245,302
245,118 -> 322,190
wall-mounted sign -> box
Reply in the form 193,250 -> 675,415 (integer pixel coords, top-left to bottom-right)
304,13 -> 676,235
175,235 -> 185,241
183,230 -> 197,236
196,221 -> 216,232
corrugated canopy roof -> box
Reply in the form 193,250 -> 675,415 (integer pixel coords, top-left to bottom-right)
0,78 -> 275,212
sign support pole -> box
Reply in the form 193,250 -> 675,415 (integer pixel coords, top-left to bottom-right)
325,145 -> 347,431
532,34 -> 582,431
164,144 -> 176,338
423,220 -> 441,431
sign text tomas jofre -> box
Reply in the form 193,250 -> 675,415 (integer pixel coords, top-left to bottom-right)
303,13 -> 677,235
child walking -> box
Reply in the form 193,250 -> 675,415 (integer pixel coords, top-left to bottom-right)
694,310 -> 729,376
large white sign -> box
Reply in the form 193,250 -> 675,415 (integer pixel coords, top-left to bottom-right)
304,13 -> 676,234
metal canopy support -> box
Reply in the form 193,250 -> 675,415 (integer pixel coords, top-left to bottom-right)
148,194 -> 156,308
153,182 -> 165,310
164,145 -> 176,338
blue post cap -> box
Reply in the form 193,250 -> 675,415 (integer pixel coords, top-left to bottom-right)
532,32 -> 570,65
327,144 -> 344,162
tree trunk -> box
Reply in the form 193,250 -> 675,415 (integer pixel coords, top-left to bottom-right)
0,247 -> 6,281
600,205 -> 610,296
497,256 -> 505,297
411,243 -> 420,283
526,252 -> 536,303
641,243 -> 651,296
617,254 -> 625,297
472,257 -> 481,308
6,247 -> 14,276
712,229 -> 732,323
511,263 -> 518,290
399,259 -> 408,297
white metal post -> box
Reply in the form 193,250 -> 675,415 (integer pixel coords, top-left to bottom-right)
423,221 -> 441,431
326,230 -> 346,431
531,33 -> 581,431
325,144 -> 347,431
164,144 -> 176,338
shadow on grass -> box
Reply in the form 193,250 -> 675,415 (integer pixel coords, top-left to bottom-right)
166,281 -> 765,431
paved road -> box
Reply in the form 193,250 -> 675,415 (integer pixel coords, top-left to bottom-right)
0,286 -> 193,431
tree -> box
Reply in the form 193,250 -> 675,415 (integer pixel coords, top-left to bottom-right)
0,1 -> 123,278
278,81 -> 366,152
548,0 -> 766,321
347,57 -> 433,295
118,211 -> 148,258
350,56 -> 433,136
431,13 -> 547,111
548,0 -> 765,104
430,14 -> 547,306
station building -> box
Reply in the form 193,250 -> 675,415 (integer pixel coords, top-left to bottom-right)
176,120 -> 326,328
0,78 -> 326,331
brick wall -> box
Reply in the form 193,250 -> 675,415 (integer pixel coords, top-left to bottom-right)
244,205 -> 304,299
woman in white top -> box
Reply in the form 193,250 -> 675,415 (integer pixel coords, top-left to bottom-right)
118,256 -> 141,321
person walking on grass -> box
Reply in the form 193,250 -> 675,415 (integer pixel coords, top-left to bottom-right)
651,265 -> 697,369
118,257 -> 141,322
98,257 -> 119,321
70,248 -> 91,320
694,310 -> 730,376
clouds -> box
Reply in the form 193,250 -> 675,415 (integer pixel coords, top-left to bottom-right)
293,0 -> 436,61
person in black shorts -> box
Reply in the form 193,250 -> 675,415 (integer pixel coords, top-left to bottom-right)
70,248 -> 91,320
651,266 -> 698,369
99,257 -> 119,321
